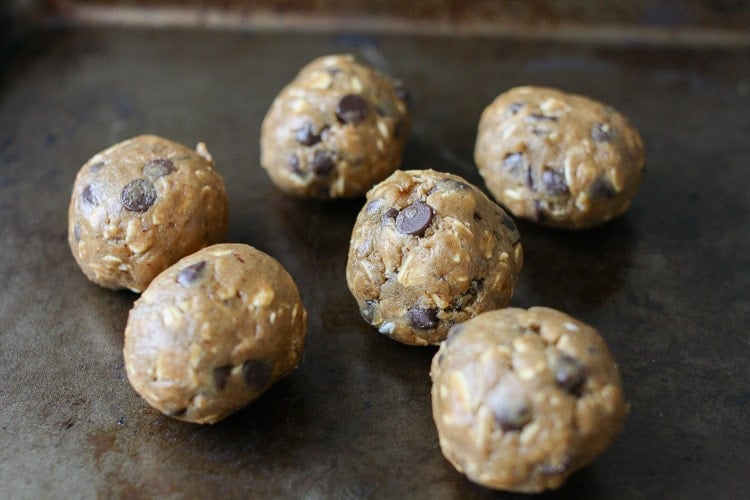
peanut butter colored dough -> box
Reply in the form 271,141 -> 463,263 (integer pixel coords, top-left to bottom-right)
260,54 -> 409,199
68,135 -> 228,292
431,307 -> 628,492
475,86 -> 645,229
124,243 -> 307,424
346,169 -> 523,346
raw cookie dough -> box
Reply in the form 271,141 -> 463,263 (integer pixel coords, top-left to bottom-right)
124,243 -> 307,424
431,307 -> 628,492
346,169 -> 523,346
68,135 -> 228,292
475,86 -> 645,229
260,54 -> 410,199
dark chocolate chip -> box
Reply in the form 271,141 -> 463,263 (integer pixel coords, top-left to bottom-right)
591,123 -> 613,143
176,261 -> 206,286
589,176 -> 617,200
73,224 -> 81,242
360,299 -> 377,323
336,94 -> 369,124
382,207 -> 399,222
503,152 -> 525,172
142,158 -> 175,179
242,359 -> 272,390
393,80 -> 410,104
493,396 -> 532,432
473,212 -> 482,221
507,102 -> 523,115
121,178 -> 157,212
541,456 -> 572,476
310,150 -> 335,176
527,113 -> 559,122
169,408 -> 187,417
396,201 -> 434,236
81,184 -> 97,206
470,278 -> 484,293
552,354 -> 586,393
542,169 -> 569,195
213,365 -> 232,390
289,154 -> 303,177
408,307 -> 439,330
295,122 -> 321,146
440,179 -> 470,192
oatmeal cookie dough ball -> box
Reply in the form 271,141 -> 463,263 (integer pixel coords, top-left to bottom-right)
68,135 -> 228,292
431,307 -> 628,492
346,169 -> 523,346
475,86 -> 645,229
124,243 -> 307,424
260,54 -> 410,199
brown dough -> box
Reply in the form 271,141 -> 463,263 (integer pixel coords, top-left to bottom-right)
124,243 -> 307,424
475,86 -> 645,229
260,54 -> 409,199
431,307 -> 628,492
68,135 -> 228,292
346,169 -> 523,346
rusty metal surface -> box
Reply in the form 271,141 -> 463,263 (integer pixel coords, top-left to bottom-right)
0,26 -> 748,498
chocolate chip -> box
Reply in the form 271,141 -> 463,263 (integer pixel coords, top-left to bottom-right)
541,456 -> 572,476
589,176 -> 617,200
213,365 -> 232,390
393,80 -> 410,103
552,354 -> 586,393
142,158 -> 175,179
473,212 -> 482,221
503,152 -> 525,173
295,122 -> 321,146
527,113 -> 559,122
176,261 -> 206,286
121,178 -> 157,212
534,200 -> 548,223
289,154 -> 303,177
360,299 -> 377,323
169,408 -> 187,417
542,169 -> 569,195
470,278 -> 484,293
440,179 -> 470,192
81,185 -> 97,206
407,307 -> 439,330
242,359 -> 272,390
310,150 -> 335,176
396,201 -> 434,236
507,102 -> 523,115
73,224 -> 81,242
382,207 -> 399,223
492,395 -> 532,432
336,94 -> 369,124
591,123 -> 613,142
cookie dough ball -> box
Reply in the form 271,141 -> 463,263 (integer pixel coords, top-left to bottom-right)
431,307 -> 628,492
475,86 -> 645,229
68,135 -> 228,292
260,54 -> 410,199
124,243 -> 307,424
346,169 -> 523,346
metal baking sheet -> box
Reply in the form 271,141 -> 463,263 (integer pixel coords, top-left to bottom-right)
1,24 -> 748,498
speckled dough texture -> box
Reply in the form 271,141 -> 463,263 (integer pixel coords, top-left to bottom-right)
346,169 -> 523,346
124,243 -> 307,424
475,86 -> 645,229
431,307 -> 628,492
68,135 -> 228,292
260,54 -> 409,199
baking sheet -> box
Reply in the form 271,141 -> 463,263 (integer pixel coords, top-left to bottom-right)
0,25 -> 748,498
